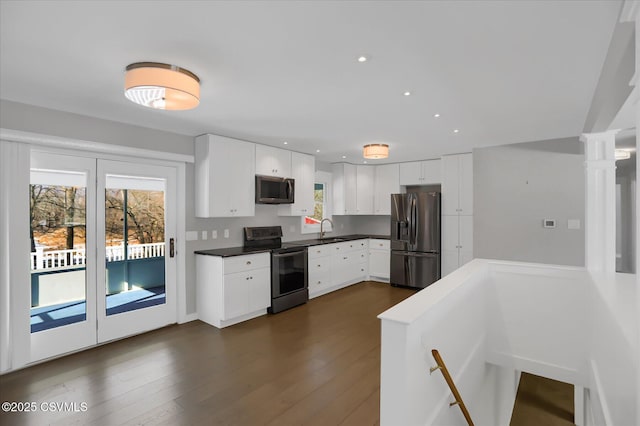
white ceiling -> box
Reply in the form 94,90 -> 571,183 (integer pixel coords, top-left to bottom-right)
0,0 -> 623,163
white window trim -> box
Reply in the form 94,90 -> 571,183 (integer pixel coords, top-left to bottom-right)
301,171 -> 333,235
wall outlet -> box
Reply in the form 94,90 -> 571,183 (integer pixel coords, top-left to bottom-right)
201,230 -> 208,240
211,230 -> 218,239
185,231 -> 198,241
542,219 -> 556,228
567,219 -> 581,230
224,229 -> 229,238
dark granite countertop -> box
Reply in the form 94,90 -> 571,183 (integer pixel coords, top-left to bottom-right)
194,234 -> 390,258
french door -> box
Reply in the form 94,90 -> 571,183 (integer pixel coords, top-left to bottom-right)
29,152 -> 177,362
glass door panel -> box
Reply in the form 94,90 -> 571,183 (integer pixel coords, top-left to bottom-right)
29,152 -> 97,362
104,181 -> 166,316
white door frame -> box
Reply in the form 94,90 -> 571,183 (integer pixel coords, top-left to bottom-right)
1,132 -> 188,371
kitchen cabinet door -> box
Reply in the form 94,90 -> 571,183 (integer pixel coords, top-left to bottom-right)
279,152 -> 315,216
441,250 -> 459,277
195,134 -> 255,218
441,153 -> 473,216
356,165 -> 374,214
441,155 -> 460,216
458,153 -> 473,215
399,160 -> 441,186
399,161 -> 422,185
421,159 -> 442,184
369,248 -> 390,280
459,215 -> 473,254
247,268 -> 271,312
333,163 -> 357,215
221,271 -> 250,320
374,164 -> 400,215
255,144 -> 291,177
441,215 -> 459,252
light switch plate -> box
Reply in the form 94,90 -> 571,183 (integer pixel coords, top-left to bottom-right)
186,231 -> 198,241
201,230 -> 208,240
568,219 -> 581,230
224,229 -> 229,238
211,230 -> 217,239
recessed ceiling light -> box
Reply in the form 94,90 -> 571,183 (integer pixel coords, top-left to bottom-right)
357,55 -> 368,63
434,113 -> 440,118
283,141 -> 288,145
453,129 -> 459,133
316,149 -> 320,153
403,91 -> 411,96
342,155 -> 347,159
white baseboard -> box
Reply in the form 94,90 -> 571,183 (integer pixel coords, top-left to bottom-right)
179,312 -> 199,324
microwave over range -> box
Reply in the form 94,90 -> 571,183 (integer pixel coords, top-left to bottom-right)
255,175 -> 295,204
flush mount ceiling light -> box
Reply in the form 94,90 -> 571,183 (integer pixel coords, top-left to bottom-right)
363,143 -> 389,159
615,149 -> 632,160
124,62 -> 200,110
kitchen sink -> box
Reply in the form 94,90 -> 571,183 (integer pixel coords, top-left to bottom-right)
317,237 -> 347,243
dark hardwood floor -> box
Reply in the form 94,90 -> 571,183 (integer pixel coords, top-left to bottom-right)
0,281 -> 415,426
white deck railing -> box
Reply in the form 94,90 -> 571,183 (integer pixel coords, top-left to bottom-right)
30,242 -> 165,270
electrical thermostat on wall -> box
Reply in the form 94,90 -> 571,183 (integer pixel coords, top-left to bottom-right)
542,219 -> 556,228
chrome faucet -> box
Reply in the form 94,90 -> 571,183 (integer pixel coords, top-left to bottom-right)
320,218 -> 334,239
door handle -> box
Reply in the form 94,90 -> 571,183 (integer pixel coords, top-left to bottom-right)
169,238 -> 175,258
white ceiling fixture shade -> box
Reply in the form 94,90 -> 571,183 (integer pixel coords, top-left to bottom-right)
363,144 -> 389,159
124,62 -> 200,110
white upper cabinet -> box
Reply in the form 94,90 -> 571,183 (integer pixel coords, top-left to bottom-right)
374,164 -> 400,215
356,165 -> 374,215
441,153 -> 473,215
255,144 -> 292,177
195,134 -> 255,218
278,152 -> 315,216
332,163 -> 357,215
399,159 -> 441,186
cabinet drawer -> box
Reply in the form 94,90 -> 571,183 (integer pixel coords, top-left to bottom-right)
308,244 -> 332,259
369,239 -> 389,250
309,256 -> 331,273
334,239 -> 368,253
224,253 -> 270,274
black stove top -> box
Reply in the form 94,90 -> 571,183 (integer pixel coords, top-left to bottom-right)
243,226 -> 308,253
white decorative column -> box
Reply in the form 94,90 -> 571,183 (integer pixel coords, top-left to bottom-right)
580,130 -> 619,277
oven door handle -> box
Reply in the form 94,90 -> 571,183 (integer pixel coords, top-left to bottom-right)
272,251 -> 305,258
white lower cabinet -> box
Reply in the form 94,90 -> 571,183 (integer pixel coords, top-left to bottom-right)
368,239 -> 390,281
197,253 -> 271,328
308,239 -> 369,299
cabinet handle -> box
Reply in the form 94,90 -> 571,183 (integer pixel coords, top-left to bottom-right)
317,264 -> 321,267
246,261 -> 251,265
343,257 -> 348,260
317,280 -> 321,284
379,243 -> 383,247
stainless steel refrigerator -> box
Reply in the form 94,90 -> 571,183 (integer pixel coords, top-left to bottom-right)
390,192 -> 441,289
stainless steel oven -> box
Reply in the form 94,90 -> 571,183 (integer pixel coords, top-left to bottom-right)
243,226 -> 308,314
270,247 -> 308,313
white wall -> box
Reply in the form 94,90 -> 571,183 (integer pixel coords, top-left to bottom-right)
474,137 -> 585,266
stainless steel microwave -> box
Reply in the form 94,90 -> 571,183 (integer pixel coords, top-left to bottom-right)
255,175 -> 295,204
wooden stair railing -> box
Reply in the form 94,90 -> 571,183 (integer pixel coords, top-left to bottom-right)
430,349 -> 474,426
